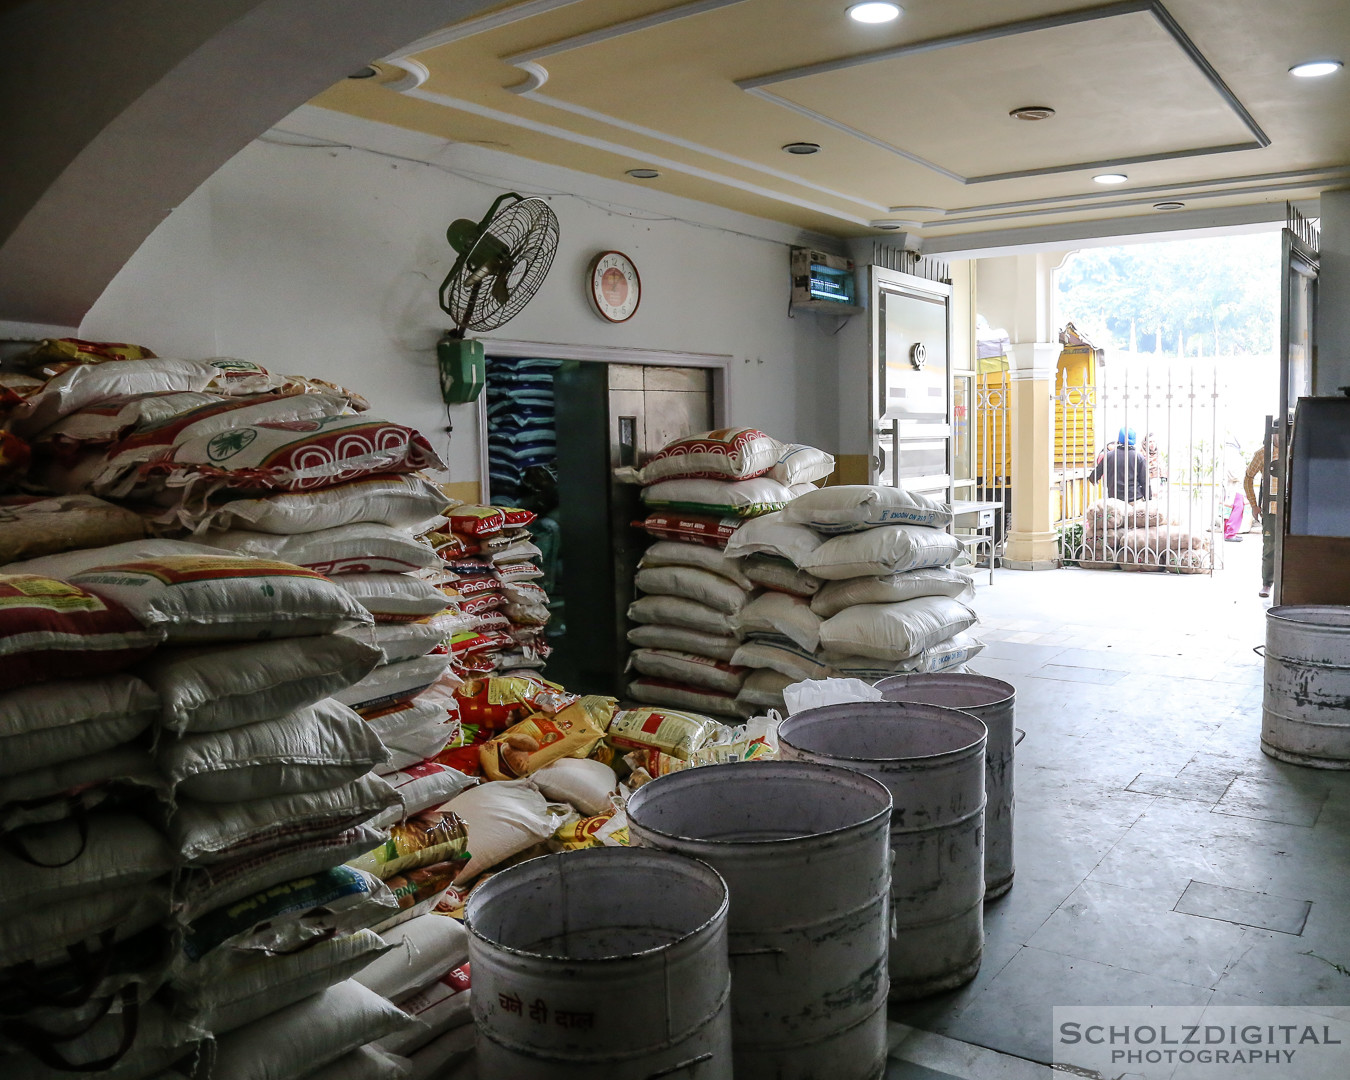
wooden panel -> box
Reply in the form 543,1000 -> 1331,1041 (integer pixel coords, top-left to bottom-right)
1280,535 -> 1350,606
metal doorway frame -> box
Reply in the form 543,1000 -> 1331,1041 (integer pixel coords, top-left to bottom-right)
475,337 -> 732,502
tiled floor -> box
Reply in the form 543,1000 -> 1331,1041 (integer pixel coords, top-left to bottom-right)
884,539 -> 1350,1079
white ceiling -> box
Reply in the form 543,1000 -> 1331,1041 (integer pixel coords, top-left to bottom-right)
311,0 -> 1350,249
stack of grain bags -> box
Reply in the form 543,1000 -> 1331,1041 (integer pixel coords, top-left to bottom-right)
724,485 -> 984,712
418,503 -> 552,677
0,342 -> 487,1078
623,429 -> 832,720
1079,497 -> 1210,573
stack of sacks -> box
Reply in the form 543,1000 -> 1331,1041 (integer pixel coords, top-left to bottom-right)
0,567 -> 188,1078
53,551 -> 428,1072
785,486 -> 984,680
1079,498 -> 1210,573
483,357 -> 560,505
626,429 -> 833,720
419,503 -> 552,676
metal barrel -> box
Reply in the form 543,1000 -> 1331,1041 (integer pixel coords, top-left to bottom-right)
875,673 -> 1017,899
1261,605 -> 1350,769
777,701 -> 986,1001
465,847 -> 733,1079
626,761 -> 892,1080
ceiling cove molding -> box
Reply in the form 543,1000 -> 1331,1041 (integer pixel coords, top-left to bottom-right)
515,88 -> 890,212
386,0 -> 586,59
400,86 -> 876,226
894,167 -> 1350,221
737,0 -> 1270,186
503,0 -> 750,64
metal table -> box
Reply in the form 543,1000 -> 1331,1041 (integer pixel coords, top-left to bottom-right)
952,499 -> 1004,585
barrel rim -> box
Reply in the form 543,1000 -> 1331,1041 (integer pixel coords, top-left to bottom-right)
778,701 -> 988,764
1267,605 -> 1350,629
463,847 -> 729,964
626,759 -> 893,847
875,672 -> 1015,710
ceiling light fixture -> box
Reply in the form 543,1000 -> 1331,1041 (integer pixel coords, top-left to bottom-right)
1093,173 -> 1129,185
782,142 -> 821,155
848,2 -> 901,24
626,168 -> 660,179
1010,105 -> 1055,121
347,66 -> 378,79
1153,201 -> 1186,210
1290,59 -> 1343,78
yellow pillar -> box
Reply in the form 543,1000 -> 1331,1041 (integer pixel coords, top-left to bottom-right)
1003,342 -> 1059,569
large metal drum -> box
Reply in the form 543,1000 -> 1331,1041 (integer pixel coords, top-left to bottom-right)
465,847 -> 733,1079
626,761 -> 892,1080
876,673 -> 1017,899
1262,605 -> 1350,769
777,701 -> 986,1001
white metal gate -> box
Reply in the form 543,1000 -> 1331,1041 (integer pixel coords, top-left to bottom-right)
1055,363 -> 1224,573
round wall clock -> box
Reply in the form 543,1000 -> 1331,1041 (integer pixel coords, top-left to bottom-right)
588,250 -> 641,322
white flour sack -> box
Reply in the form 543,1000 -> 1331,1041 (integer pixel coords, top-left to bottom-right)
531,757 -> 617,816
626,623 -> 738,661
637,540 -> 752,588
334,654 -> 450,713
625,678 -> 747,719
721,510 -> 823,565
796,524 -> 962,580
139,633 -> 382,733
0,674 -> 158,775
634,564 -> 749,615
784,484 -> 953,532
358,620 -> 448,666
0,814 -> 172,919
730,638 -> 834,682
627,648 -> 748,693
0,537 -> 232,577
203,523 -> 440,575
0,883 -> 169,971
169,772 -> 400,866
627,594 -> 736,636
810,565 -> 974,617
736,590 -> 822,652
830,631 -> 985,679
736,668 -> 794,710
69,555 -> 373,643
352,914 -> 469,1003
818,595 -> 977,661
768,443 -> 836,486
157,699 -> 390,802
333,573 -> 449,621
187,473 -> 450,535
442,779 -> 559,885
742,554 -> 822,597
211,980 -> 414,1080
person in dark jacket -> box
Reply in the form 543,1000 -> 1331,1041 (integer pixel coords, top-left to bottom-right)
1091,427 -> 1149,503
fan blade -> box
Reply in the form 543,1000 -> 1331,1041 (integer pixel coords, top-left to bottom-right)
491,273 -> 512,308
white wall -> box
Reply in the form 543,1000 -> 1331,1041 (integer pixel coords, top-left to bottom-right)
1317,188 -> 1350,396
81,105 -> 843,493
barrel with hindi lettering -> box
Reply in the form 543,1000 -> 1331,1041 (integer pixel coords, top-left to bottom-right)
465,846 -> 732,1078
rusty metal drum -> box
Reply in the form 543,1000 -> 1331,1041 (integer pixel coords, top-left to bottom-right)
466,847 -> 733,1079
1262,605 -> 1350,769
626,760 -> 893,1080
778,700 -> 986,1001
876,673 -> 1017,899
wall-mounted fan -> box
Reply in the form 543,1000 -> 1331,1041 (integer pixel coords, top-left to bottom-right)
436,192 -> 560,403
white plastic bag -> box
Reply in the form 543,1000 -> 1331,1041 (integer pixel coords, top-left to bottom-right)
782,677 -> 883,715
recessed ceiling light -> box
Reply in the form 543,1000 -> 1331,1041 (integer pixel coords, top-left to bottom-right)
1290,59 -> 1343,78
1153,201 -> 1186,210
848,2 -> 901,24
782,142 -> 821,155
347,66 -> 378,79
1093,173 -> 1129,185
626,168 -> 660,179
876,223 -> 903,230
1010,105 -> 1055,121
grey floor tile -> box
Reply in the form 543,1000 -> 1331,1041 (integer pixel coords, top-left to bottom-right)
1174,879 -> 1311,935
885,1061 -> 964,1080
1025,879 -> 1247,989
1026,664 -> 1130,686
1127,771 -> 1236,804
976,641 -> 1070,665
1212,924 -> 1350,1007
1212,774 -> 1329,828
1045,646 -> 1133,671
941,946 -> 1213,1065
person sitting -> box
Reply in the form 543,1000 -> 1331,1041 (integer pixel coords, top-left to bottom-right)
1091,427 -> 1149,503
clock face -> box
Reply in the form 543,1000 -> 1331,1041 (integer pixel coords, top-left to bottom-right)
589,251 -> 641,322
